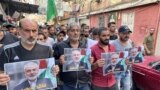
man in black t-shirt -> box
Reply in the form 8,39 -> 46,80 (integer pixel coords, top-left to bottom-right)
108,22 -> 118,40
0,18 -> 59,90
0,30 -> 18,54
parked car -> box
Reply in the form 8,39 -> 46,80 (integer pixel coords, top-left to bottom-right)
132,56 -> 160,90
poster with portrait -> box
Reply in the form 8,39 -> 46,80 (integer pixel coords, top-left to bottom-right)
102,52 -> 125,76
127,47 -> 144,63
4,58 -> 57,90
63,48 -> 91,72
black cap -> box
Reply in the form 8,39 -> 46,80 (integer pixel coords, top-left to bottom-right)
118,25 -> 132,33
57,31 -> 66,36
3,23 -> 17,28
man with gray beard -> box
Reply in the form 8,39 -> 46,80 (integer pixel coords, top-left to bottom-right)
0,18 -> 59,90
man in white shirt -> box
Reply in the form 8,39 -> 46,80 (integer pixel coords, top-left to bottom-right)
42,27 -> 55,47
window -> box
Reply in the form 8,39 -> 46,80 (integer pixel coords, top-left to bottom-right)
98,15 -> 105,28
121,12 -> 135,32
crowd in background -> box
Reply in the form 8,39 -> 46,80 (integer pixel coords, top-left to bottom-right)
0,18 -> 155,90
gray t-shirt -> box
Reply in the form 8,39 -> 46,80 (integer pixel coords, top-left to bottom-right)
112,39 -> 133,52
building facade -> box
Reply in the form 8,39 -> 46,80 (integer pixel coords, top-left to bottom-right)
79,0 -> 160,55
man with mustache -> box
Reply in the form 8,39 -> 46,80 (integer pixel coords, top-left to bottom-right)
112,25 -> 133,90
143,29 -> 155,55
91,27 -> 118,90
53,23 -> 93,90
108,22 -> 118,40
0,18 -> 59,90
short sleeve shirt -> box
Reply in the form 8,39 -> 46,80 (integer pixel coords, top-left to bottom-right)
0,41 -> 52,90
0,41 -> 52,71
144,35 -> 154,50
91,43 -> 116,87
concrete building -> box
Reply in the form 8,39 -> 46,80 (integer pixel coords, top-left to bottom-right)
78,0 -> 160,55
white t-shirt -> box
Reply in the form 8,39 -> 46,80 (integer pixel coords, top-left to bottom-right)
87,38 -> 98,49
45,37 -> 55,47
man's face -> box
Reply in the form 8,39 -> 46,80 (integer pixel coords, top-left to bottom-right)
9,27 -> 17,35
111,54 -> 119,65
57,33 -> 64,42
0,31 -> 4,41
149,29 -> 154,35
109,24 -> 116,32
72,50 -> 81,63
68,26 -> 80,41
131,49 -> 137,57
37,34 -> 45,42
99,30 -> 110,45
49,27 -> 55,35
24,65 -> 39,81
61,26 -> 67,33
42,29 -> 49,37
19,22 -> 38,45
119,32 -> 130,42
92,35 -> 99,41
83,28 -> 90,37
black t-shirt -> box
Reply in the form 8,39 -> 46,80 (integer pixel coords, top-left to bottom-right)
110,34 -> 118,40
0,32 -> 19,54
0,32 -> 18,45
0,41 -> 52,90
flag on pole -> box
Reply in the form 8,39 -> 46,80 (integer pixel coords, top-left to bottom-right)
47,0 -> 57,22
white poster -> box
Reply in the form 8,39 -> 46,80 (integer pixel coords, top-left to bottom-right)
63,48 -> 91,72
4,58 -> 57,90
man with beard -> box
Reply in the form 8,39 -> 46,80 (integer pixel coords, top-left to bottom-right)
143,29 -> 155,55
5,23 -> 18,36
14,62 -> 54,90
108,22 -> 118,40
60,25 -> 68,40
91,27 -> 118,90
56,31 -> 65,43
53,23 -> 93,90
0,18 -> 59,90
80,25 -> 97,49
48,25 -> 57,41
112,25 -> 133,90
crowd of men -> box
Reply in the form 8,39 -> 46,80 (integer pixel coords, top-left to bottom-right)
0,17 -> 155,90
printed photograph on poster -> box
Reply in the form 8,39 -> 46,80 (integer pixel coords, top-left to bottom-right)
102,52 -> 125,76
128,47 -> 144,63
63,48 -> 91,72
4,58 -> 57,90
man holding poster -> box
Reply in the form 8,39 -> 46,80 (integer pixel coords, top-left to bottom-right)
91,27 -> 118,90
0,18 -> 59,90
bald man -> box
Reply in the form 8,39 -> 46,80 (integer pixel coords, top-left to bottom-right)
0,18 -> 59,90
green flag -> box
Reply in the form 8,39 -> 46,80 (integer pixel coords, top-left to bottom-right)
47,0 -> 57,22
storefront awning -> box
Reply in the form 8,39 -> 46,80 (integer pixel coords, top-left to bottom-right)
0,0 -> 39,13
